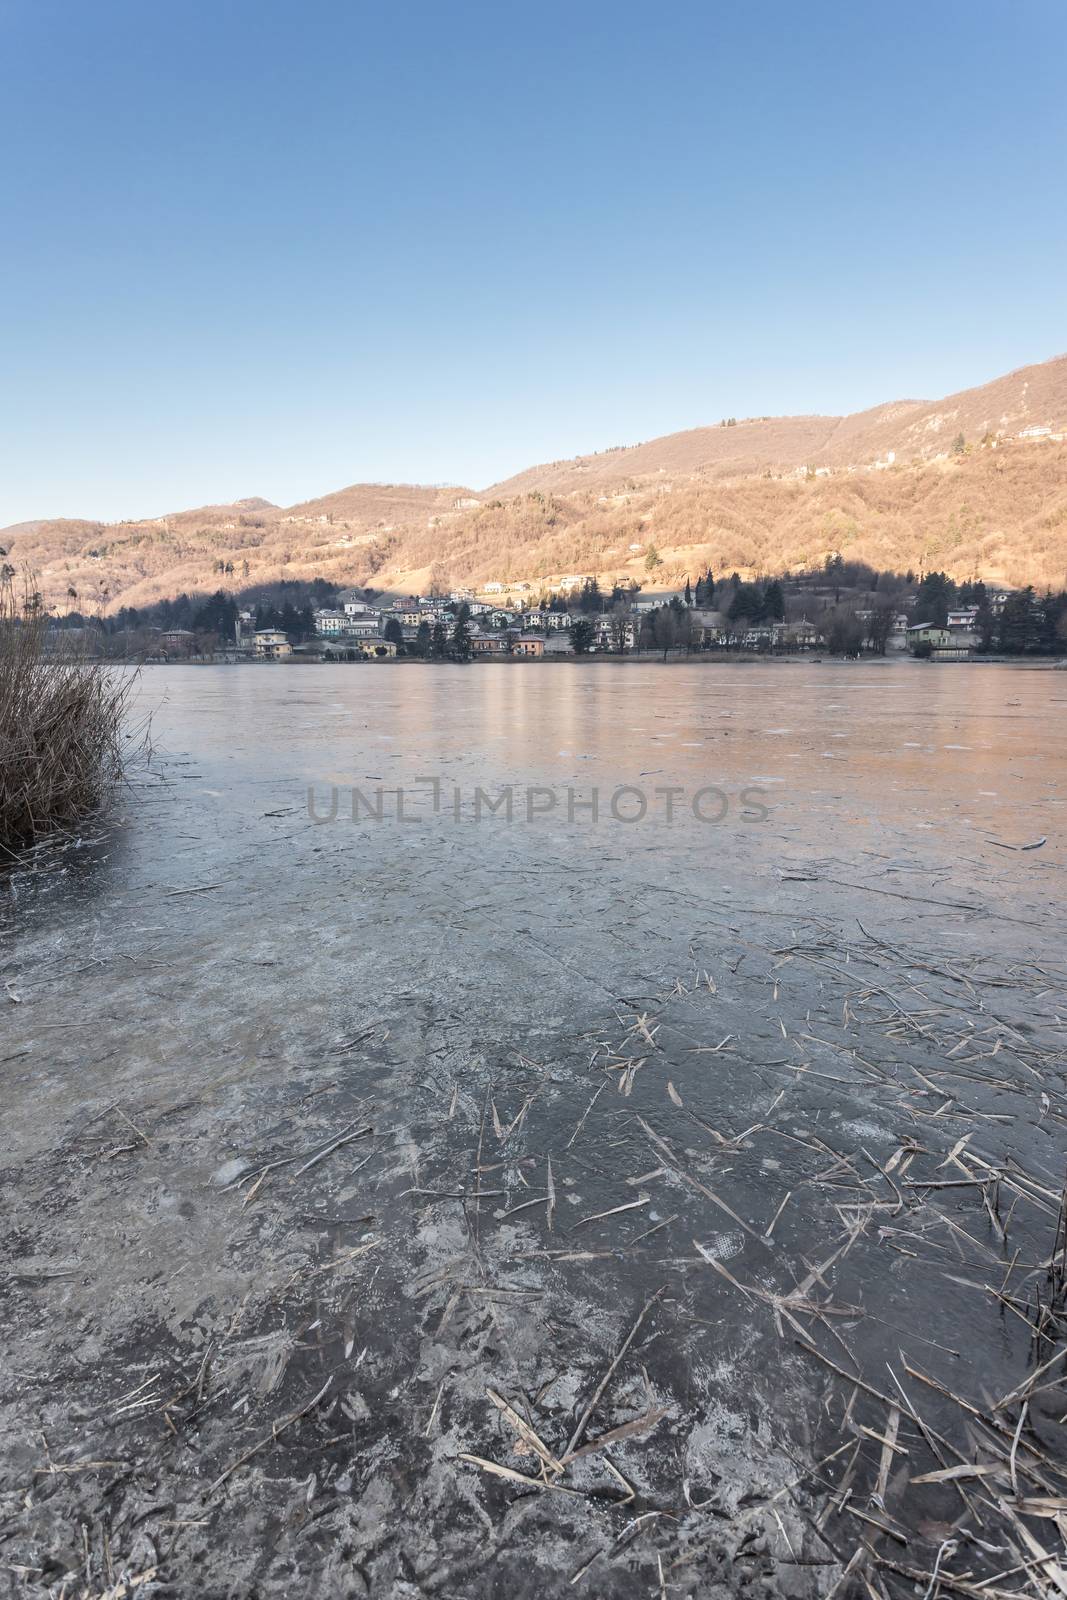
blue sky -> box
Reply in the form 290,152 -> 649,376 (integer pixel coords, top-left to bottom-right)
2,0 -> 1066,524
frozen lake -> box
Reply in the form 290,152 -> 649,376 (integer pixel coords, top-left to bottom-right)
3,659 -> 1066,1597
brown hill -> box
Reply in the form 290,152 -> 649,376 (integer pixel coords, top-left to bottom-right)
488,353 -> 1067,495
5,355 -> 1067,612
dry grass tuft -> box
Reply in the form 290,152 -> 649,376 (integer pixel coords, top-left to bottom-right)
0,562 -> 133,856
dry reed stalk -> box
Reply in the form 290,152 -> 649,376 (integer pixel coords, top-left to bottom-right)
0,563 -> 135,854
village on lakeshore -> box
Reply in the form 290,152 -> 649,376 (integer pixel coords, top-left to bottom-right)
41,558 -> 1067,664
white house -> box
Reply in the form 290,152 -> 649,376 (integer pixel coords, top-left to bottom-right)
313,608 -> 348,636
594,614 -> 636,649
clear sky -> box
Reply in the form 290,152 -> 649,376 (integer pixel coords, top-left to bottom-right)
2,0 -> 1066,525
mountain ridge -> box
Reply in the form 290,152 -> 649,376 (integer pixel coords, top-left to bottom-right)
6,354 -> 1067,610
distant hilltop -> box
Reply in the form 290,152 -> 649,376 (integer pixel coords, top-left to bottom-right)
5,353 -> 1067,613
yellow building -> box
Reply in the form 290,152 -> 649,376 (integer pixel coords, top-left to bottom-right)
254,629 -> 292,660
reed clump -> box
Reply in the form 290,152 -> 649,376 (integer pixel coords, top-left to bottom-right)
0,559 -> 132,855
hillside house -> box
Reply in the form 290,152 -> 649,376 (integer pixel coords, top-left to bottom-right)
593,615 -> 637,650
161,628 -> 197,657
471,633 -> 509,656
344,618 -> 383,640
513,634 -> 545,657
689,609 -> 728,646
889,613 -> 910,650
783,617 -> 820,649
254,629 -> 292,660
313,609 -> 348,635
906,624 -> 953,651
741,626 -> 777,650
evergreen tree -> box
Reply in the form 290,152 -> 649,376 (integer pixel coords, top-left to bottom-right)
451,603 -> 473,661
1041,590 -> 1067,653
998,587 -> 1039,653
914,571 -> 954,628
192,589 -> 238,641
976,597 -> 996,652
579,577 -> 602,613
728,583 -> 761,622
571,618 -> 595,653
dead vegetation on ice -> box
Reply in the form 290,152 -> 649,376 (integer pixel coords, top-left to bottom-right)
4,884 -> 1067,1599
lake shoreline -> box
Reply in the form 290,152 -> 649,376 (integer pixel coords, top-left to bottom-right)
139,650 -> 1067,670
